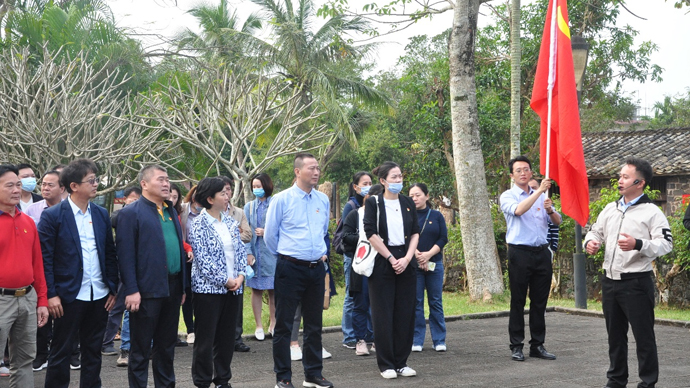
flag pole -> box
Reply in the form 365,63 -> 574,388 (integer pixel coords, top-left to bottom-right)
545,0 -> 559,183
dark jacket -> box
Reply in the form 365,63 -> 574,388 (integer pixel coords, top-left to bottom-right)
38,199 -> 119,303
116,195 -> 187,299
363,194 -> 420,252
416,207 -> 449,263
342,208 -> 365,294
31,192 -> 43,203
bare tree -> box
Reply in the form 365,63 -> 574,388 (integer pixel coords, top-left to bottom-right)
137,66 -> 329,203
0,46 -> 184,193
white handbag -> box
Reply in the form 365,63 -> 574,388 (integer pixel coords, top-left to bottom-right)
352,196 -> 379,277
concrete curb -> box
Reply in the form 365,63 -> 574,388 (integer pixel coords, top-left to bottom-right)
554,306 -> 690,328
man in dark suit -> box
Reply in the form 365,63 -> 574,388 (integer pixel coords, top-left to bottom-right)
38,159 -> 119,388
116,165 -> 187,388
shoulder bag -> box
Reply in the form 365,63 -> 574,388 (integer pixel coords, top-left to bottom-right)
352,196 -> 379,277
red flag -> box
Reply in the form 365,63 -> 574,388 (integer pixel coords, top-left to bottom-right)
530,0 -> 589,226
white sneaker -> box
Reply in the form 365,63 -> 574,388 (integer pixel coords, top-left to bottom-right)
322,347 -> 332,359
355,340 -> 369,356
411,345 -> 422,352
255,328 -> 265,341
290,345 -> 302,361
0,364 -> 10,376
434,344 -> 447,352
396,366 -> 417,377
186,333 -> 195,344
380,369 -> 397,379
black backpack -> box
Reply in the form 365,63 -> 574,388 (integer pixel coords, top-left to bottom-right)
332,199 -> 357,255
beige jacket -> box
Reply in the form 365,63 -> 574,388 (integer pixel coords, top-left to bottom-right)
584,195 -> 672,280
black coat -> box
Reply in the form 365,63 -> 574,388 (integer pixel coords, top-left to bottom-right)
362,193 -> 420,253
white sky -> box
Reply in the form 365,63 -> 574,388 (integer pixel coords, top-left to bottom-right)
108,0 -> 689,114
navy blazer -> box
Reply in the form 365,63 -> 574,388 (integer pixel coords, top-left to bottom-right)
116,195 -> 187,299
38,199 -> 119,304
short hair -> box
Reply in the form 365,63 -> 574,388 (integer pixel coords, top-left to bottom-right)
123,186 -> 142,198
16,163 -> 34,172
194,177 -> 226,209
372,161 -> 401,181
0,165 -> 18,180
368,184 -> 384,197
60,159 -> 98,194
219,175 -> 233,188
294,153 -> 316,169
252,173 -> 274,197
508,156 -> 532,174
51,164 -> 67,171
137,165 -> 167,184
42,170 -> 63,187
625,157 -> 653,186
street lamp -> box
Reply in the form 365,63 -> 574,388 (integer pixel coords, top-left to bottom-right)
571,35 -> 589,309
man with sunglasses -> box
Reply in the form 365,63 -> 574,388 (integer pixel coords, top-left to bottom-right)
38,159 -> 119,388
500,156 -> 561,362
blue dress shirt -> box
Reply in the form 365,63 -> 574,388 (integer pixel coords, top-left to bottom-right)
264,184 -> 330,261
618,193 -> 644,212
500,185 -> 560,247
68,197 -> 108,301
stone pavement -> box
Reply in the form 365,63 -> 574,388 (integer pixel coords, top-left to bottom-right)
24,310 -> 690,388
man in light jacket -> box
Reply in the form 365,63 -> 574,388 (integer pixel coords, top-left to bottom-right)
585,157 -> 672,388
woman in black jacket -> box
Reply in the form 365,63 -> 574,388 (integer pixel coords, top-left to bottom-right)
362,162 -> 420,379
342,184 -> 384,356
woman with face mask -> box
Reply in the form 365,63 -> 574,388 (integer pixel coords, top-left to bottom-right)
339,171 -> 372,349
362,161 -> 420,380
243,173 -> 277,341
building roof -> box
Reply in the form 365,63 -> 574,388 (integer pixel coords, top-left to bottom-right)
582,127 -> 690,178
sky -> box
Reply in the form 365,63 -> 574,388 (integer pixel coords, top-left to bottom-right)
108,0 -> 689,115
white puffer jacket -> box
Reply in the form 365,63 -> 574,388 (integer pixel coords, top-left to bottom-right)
585,195 -> 672,280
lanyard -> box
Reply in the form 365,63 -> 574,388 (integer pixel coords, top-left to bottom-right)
419,209 -> 432,235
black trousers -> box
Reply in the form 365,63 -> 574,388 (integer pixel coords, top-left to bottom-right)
45,296 -> 108,388
235,292 -> 244,344
128,275 -> 183,388
368,246 -> 416,372
103,283 -> 127,349
182,262 -> 195,334
507,244 -> 552,350
273,257 -> 325,382
602,274 -> 658,388
191,292 -> 240,388
36,315 -> 52,363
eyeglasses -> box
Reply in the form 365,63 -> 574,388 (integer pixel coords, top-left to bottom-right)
81,176 -> 100,185
513,168 -> 531,174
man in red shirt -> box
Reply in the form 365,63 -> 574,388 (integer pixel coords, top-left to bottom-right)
0,164 -> 49,387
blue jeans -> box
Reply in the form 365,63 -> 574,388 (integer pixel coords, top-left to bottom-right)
341,254 -> 355,344
352,276 -> 374,342
413,262 -> 446,347
120,311 -> 130,351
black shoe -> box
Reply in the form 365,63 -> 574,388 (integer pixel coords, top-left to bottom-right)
342,341 -> 356,349
176,338 -> 188,347
32,359 -> 48,372
304,376 -> 334,388
215,384 -> 231,388
234,342 -> 250,352
529,345 -> 556,360
275,380 -> 295,388
511,348 -> 524,361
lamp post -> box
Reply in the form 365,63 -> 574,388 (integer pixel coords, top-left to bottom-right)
571,35 -> 589,309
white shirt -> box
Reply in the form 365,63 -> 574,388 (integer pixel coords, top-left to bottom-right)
20,197 -> 33,212
384,198 -> 405,246
68,197 -> 108,302
203,210 -> 235,282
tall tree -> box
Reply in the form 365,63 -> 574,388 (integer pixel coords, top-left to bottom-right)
509,0 -> 521,158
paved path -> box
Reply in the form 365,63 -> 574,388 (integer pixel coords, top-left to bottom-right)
24,311 -> 690,388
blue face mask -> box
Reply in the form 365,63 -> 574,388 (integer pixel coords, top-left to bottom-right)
387,182 -> 403,194
21,177 -> 37,192
253,188 -> 265,198
359,185 -> 371,196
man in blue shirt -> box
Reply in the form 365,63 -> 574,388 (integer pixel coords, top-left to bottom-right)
38,159 -> 119,388
499,156 -> 561,362
264,153 -> 333,388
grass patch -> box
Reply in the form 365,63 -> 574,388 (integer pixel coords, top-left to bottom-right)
179,286 -> 690,334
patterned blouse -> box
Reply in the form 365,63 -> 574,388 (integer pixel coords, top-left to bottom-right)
189,209 -> 247,295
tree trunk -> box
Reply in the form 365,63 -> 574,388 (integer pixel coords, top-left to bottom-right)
509,0 -> 521,158
448,0 -> 505,301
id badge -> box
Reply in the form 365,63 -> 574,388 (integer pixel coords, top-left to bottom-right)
427,261 -> 436,272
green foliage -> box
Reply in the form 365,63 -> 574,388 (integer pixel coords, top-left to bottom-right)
665,202 -> 690,270
647,90 -> 690,129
